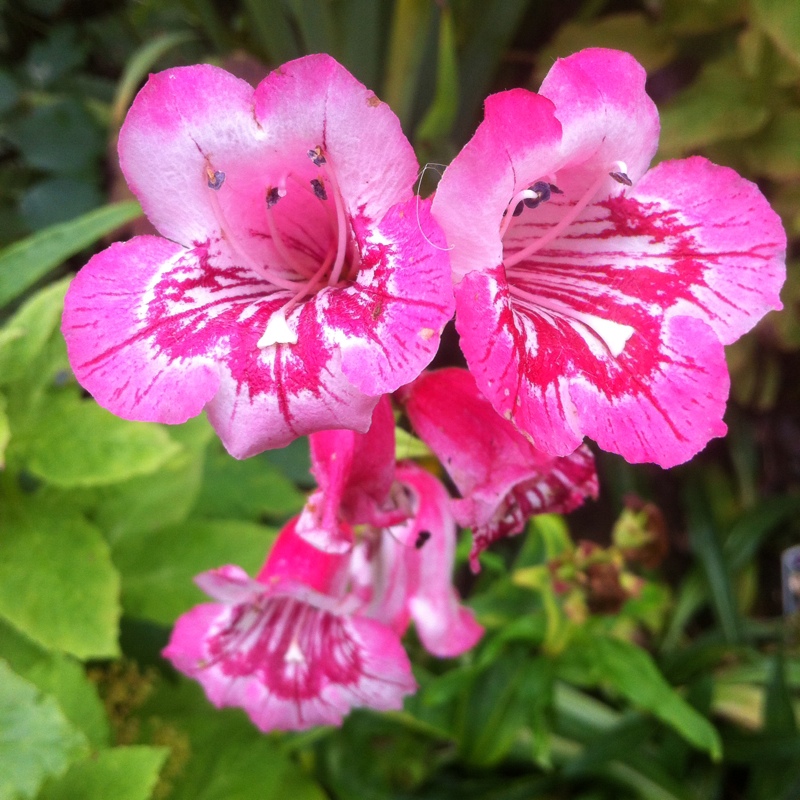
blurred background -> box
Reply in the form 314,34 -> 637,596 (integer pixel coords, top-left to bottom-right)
1,1 -> 799,798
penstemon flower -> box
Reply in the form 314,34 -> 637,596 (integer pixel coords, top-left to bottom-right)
163,522 -> 417,731
432,48 -> 786,468
401,368 -> 598,569
62,55 -> 453,458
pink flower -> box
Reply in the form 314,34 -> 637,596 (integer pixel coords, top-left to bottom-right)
432,48 -> 785,468
162,519 -> 417,732
350,462 -> 483,657
63,56 -> 454,458
401,368 -> 598,569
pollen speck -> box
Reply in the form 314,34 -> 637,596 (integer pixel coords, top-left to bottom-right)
367,94 -> 381,107
420,327 -> 435,340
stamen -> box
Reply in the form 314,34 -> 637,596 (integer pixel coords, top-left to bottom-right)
308,145 -> 326,167
266,186 -> 284,208
499,181 -> 553,238
311,178 -> 327,201
503,162 -> 627,269
415,530 -> 431,549
318,159 -> 349,287
206,167 -> 225,190
265,192 -> 317,280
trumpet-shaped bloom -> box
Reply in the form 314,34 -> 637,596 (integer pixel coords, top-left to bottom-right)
401,368 -> 598,568
63,56 -> 454,458
163,520 -> 416,731
432,48 -> 785,468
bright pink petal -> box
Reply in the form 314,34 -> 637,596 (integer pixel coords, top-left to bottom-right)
538,48 -> 660,187
401,368 -> 598,565
431,90 -> 562,283
163,592 -> 415,732
395,464 -> 483,657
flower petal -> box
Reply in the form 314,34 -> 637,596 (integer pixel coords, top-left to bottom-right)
163,593 -> 415,732
538,48 -> 660,185
431,90 -> 562,283
401,367 -> 598,564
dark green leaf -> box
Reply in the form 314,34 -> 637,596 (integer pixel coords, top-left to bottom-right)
19,178 -> 103,231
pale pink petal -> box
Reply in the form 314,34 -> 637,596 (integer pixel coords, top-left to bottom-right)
538,48 -> 660,187
431,90 -> 562,283
396,464 -> 483,657
401,368 -> 598,565
195,565 -> 262,604
162,592 -> 415,732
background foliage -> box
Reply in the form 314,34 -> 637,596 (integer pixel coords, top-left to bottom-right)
1,0 -> 799,798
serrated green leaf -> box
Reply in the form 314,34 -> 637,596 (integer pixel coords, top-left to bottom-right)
0,279 -> 69,387
0,620 -> 108,749
113,519 -> 277,625
0,659 -> 87,800
0,201 -> 141,308
19,394 -> 180,488
193,440 -> 304,522
38,746 -> 168,800
0,491 -> 120,659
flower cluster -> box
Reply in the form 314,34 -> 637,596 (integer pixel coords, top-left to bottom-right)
62,49 -> 785,731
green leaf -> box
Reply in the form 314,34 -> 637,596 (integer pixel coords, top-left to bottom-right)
0,395 -> 8,468
560,636 -> 722,760
744,110 -> 800,180
113,519 -> 277,625
242,0 -> 300,64
0,491 -> 120,659
0,620 -> 109,749
193,441 -> 304,522
753,0 -> 800,68
18,394 -> 180,488
415,6 -> 459,145
536,13 -> 677,79
38,747 -> 168,800
19,178 -> 103,231
0,659 -> 87,800
144,679 -> 326,800
0,201 -> 142,308
0,279 -> 69,386
658,56 -> 769,159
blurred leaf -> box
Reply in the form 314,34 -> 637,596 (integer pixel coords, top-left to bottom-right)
0,620 -> 109,749
0,200 -> 142,308
262,436 -> 312,487
658,56 -> 769,159
537,13 -> 677,80
743,110 -> 800,181
7,100 -> 104,175
143,678 -> 326,800
18,394 -> 180,488
559,636 -> 722,759
415,6 -> 459,145
193,441 -> 304,522
242,0 -> 300,64
384,0 -> 436,128
19,178 -> 104,231
0,659 -> 87,800
25,26 -> 86,89
113,518 -> 276,625
0,395 -> 8,468
338,0 -> 386,87
0,70 -> 18,114
112,31 -> 197,128
0,491 -> 120,659
38,747 -> 168,800
286,0 -> 338,54
661,0 -> 746,34
0,279 -> 68,385
752,0 -> 800,68
685,482 -> 742,644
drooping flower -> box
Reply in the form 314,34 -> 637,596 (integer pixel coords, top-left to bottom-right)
400,367 -> 598,568
350,461 -> 483,657
432,48 -> 785,468
63,55 -> 454,458
163,519 -> 417,732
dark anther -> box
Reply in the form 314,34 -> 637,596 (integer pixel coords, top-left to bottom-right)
609,171 -> 633,186
206,169 -> 225,190
548,183 -> 563,194
512,201 -> 525,217
311,178 -> 327,201
307,146 -> 326,167
524,180 -> 552,209
415,530 -> 432,549
266,187 -> 282,208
